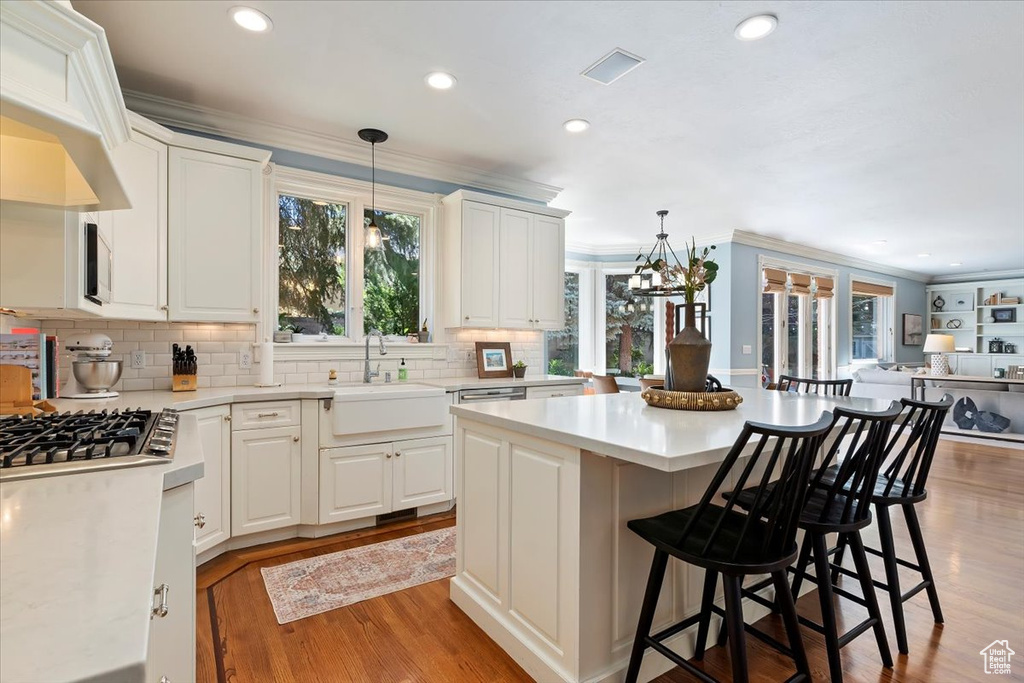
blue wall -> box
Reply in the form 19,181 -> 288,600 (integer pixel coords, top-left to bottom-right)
727,243 -> 928,371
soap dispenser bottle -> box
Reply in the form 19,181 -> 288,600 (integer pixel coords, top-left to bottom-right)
398,358 -> 408,381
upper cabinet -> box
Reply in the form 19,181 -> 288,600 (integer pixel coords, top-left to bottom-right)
94,118 -> 171,321
167,144 -> 266,323
442,190 -> 569,330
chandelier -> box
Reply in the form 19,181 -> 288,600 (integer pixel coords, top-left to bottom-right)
629,210 -> 687,298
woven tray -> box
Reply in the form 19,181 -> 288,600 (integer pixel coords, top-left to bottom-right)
641,386 -> 743,411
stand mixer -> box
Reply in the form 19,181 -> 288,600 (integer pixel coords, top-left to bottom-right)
63,333 -> 122,399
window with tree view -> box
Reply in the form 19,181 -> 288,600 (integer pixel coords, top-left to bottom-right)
363,209 -> 420,336
606,274 -> 654,377
278,194 -> 347,335
546,272 -> 578,376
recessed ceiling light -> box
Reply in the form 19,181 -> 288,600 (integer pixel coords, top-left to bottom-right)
917,253 -> 931,258
425,72 -> 457,90
873,240 -> 887,246
735,14 -> 778,41
950,262 -> 962,267
564,119 -> 590,133
229,6 -> 272,33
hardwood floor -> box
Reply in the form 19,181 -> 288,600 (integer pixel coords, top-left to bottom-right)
197,438 -> 1024,682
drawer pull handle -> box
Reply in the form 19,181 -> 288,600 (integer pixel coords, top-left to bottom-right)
257,412 -> 280,418
152,583 -> 169,618
194,513 -> 206,529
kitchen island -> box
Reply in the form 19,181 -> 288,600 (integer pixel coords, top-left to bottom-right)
450,388 -> 893,683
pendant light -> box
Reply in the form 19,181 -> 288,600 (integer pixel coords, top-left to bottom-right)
629,210 -> 686,298
358,128 -> 389,249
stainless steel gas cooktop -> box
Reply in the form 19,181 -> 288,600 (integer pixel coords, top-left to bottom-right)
0,408 -> 179,481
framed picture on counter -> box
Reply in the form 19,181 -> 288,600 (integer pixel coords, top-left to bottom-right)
475,341 -> 513,378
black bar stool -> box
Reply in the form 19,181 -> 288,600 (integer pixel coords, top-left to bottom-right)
776,375 -> 853,396
729,402 -> 903,682
623,412 -> 835,683
829,394 -> 953,654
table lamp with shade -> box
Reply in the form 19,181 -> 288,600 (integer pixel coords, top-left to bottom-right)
923,333 -> 955,376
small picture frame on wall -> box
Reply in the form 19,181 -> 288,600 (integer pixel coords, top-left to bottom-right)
902,313 -> 923,346
475,342 -> 513,379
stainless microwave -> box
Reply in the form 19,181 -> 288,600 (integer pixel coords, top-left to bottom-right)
84,222 -> 111,305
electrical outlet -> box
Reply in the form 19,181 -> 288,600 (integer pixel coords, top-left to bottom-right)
239,349 -> 253,369
742,345 -> 752,355
464,349 -> 474,362
130,350 -> 146,369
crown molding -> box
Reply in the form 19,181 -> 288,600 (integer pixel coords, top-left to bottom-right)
566,232 -> 736,258
122,89 -> 563,204
730,230 -> 929,283
928,268 -> 1024,284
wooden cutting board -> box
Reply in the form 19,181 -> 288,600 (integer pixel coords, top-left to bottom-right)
0,364 -> 34,407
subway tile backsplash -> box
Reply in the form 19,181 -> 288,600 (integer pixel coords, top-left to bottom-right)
38,320 -> 544,392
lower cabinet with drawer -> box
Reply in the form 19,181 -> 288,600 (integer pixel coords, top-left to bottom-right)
231,424 -> 302,536
320,436 -> 452,524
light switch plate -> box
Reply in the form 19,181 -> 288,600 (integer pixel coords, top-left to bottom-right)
742,345 -> 752,355
239,350 -> 253,369
130,350 -> 146,369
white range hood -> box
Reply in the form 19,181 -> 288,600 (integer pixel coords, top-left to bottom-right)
0,0 -> 131,210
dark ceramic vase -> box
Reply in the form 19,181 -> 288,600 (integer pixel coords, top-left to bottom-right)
667,303 -> 711,392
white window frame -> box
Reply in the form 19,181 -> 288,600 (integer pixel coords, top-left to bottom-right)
265,165 -> 441,360
544,263 -> 593,374
595,265 -> 665,377
848,274 -> 897,366
756,255 -> 839,381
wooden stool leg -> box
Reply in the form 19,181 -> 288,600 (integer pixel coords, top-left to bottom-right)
772,569 -> 810,676
876,503 -> 910,654
904,504 -> 944,624
693,569 -> 719,661
790,532 -> 813,599
812,532 -> 844,683
847,531 -> 893,667
624,549 -> 669,683
722,574 -> 750,683
831,532 -> 849,585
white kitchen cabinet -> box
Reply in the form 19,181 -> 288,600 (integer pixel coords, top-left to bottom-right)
190,405 -> 231,554
459,201 -> 501,327
95,128 -> 169,321
393,437 -> 453,509
442,190 -> 569,330
147,482 -> 196,683
319,436 -> 453,524
231,425 -> 301,536
526,384 -> 584,400
168,146 -> 264,323
530,215 -> 566,328
319,443 -> 393,524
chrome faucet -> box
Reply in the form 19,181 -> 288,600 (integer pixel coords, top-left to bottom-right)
364,330 -> 387,383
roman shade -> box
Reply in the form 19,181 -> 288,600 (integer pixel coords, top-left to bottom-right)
814,276 -> 834,299
790,273 -> 812,296
852,280 -> 894,297
763,268 -> 787,294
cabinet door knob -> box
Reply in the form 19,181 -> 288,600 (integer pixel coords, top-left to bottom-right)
160,677 -> 171,683
395,451 -> 401,457
152,583 -> 169,618
194,513 -> 206,529
224,415 -> 231,422
465,316 -> 470,321
386,453 -> 392,459
160,305 -> 168,311
293,436 -> 300,442
253,307 -> 260,314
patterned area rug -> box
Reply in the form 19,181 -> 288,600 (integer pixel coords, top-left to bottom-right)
261,526 -> 456,624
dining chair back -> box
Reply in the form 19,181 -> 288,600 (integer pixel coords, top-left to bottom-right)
777,375 -> 853,396
591,375 -> 620,394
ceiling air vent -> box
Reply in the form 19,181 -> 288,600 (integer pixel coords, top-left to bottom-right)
581,48 -> 645,85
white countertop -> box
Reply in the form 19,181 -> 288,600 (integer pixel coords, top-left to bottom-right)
45,376 -> 586,413
0,415 -> 205,683
452,387 -> 897,472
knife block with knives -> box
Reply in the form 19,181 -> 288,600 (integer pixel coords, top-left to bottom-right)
172,343 -> 198,392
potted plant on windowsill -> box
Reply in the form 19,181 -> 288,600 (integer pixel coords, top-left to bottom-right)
275,318 -> 297,343
512,360 -> 527,379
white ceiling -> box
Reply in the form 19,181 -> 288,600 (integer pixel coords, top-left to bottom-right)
74,0 -> 1024,276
